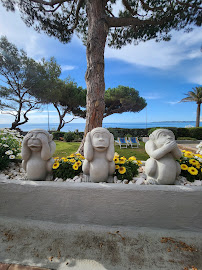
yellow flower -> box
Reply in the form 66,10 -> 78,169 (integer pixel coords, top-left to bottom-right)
181,164 -> 188,170
115,165 -> 120,170
70,154 -> 75,157
114,152 -> 119,157
184,152 -> 194,158
137,160 -> 142,165
119,157 -> 126,164
189,159 -> 199,166
76,153 -> 81,156
80,155 -> 85,160
181,150 -> 186,153
188,167 -> 198,176
69,159 -> 76,163
113,157 -> 119,164
54,157 -> 59,160
195,154 -> 202,158
62,158 -> 68,162
128,156 -> 136,161
76,160 -> 82,167
118,166 -> 126,174
73,164 -> 79,170
53,162 -> 59,169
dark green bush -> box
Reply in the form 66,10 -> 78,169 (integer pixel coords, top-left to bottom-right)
107,128 -> 150,139
189,127 -> 202,140
177,128 -> 190,138
52,131 -> 65,140
64,131 -> 76,142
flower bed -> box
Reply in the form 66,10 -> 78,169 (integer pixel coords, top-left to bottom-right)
0,128 -> 23,170
179,150 -> 202,182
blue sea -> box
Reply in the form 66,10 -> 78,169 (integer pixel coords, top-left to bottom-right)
0,121 -> 198,132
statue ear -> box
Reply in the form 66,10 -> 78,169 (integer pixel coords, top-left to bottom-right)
106,133 -> 114,161
84,132 -> 93,161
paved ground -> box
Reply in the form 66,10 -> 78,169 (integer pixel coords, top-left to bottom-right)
177,143 -> 198,153
0,264 -> 50,270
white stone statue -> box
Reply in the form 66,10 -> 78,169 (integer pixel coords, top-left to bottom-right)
145,129 -> 182,185
82,127 -> 115,183
22,129 -> 56,181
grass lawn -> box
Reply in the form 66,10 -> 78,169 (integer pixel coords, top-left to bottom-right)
54,141 -> 149,161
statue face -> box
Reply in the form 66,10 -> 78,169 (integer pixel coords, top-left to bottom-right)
27,132 -> 42,152
156,131 -> 174,148
92,132 -> 109,152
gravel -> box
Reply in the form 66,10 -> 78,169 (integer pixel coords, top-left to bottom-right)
0,162 -> 201,186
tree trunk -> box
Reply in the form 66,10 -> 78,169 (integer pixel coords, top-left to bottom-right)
57,116 -> 63,131
196,103 -> 201,127
77,0 -> 108,154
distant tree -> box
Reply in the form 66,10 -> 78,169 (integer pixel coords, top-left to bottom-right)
0,36 -> 46,129
104,86 -> 146,117
1,1 -> 201,139
180,86 -> 202,127
31,58 -> 86,131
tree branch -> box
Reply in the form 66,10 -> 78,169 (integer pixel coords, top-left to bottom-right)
106,16 -> 172,27
27,0 -> 68,6
71,0 -> 85,31
176,0 -> 202,10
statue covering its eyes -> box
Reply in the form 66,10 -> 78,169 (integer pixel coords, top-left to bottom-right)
21,129 -> 56,181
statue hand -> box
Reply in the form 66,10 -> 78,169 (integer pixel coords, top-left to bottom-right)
163,140 -> 176,150
23,133 -> 32,144
38,133 -> 49,144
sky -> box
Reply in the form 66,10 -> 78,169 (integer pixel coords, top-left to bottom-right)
0,1 -> 202,127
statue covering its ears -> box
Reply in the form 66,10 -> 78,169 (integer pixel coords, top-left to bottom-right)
82,127 -> 115,183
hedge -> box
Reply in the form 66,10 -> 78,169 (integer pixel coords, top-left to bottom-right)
51,127 -> 202,142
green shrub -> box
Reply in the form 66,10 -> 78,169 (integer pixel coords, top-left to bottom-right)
0,128 -> 23,170
189,127 -> 202,140
108,128 -> 150,139
64,131 -> 76,142
177,128 -> 190,138
52,131 -> 65,140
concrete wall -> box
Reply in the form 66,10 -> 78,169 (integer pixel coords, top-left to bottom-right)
0,179 -> 202,231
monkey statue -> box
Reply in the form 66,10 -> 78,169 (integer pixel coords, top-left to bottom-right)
22,129 -> 56,181
145,129 -> 182,185
82,127 -> 115,183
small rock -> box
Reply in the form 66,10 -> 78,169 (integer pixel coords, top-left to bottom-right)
114,176 -> 118,183
192,180 -> 202,186
129,181 -> 133,184
123,179 -> 129,184
131,179 -> 136,184
73,176 -> 79,181
117,180 -> 122,184
75,178 -> 81,183
20,168 -> 25,173
136,178 -> 145,185
139,173 -> 147,180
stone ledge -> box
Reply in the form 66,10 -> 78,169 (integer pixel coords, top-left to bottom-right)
0,179 -> 202,231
